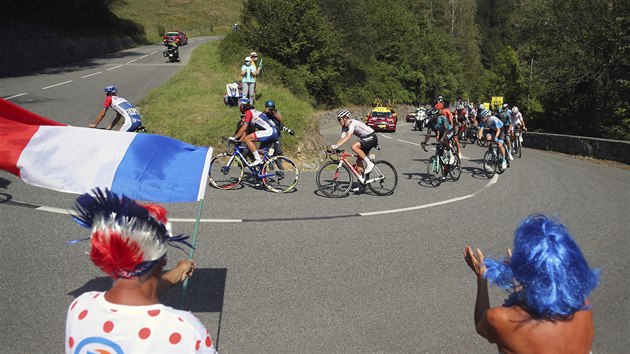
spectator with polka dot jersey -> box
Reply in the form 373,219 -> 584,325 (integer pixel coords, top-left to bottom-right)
65,188 -> 217,353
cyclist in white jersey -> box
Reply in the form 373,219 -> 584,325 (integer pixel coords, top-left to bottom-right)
232,98 -> 278,166
331,109 -> 377,175
89,86 -> 142,132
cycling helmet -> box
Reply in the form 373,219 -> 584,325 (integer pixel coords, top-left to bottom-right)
336,109 -> 351,120
238,97 -> 251,106
478,103 -> 485,110
104,85 -> 118,94
436,95 -> 444,103
480,109 -> 491,117
512,106 -> 519,113
265,100 -> 275,109
428,108 -> 440,116
503,103 -> 509,109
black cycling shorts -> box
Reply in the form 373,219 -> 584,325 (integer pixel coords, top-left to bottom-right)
359,133 -> 378,153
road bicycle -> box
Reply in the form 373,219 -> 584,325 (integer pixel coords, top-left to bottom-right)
316,148 -> 398,197
511,129 -> 525,158
423,140 -> 461,187
208,139 -> 299,193
482,139 -> 508,178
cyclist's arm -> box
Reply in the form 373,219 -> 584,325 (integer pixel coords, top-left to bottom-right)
106,113 -> 122,130
89,108 -> 108,128
334,132 -> 352,148
234,122 -> 248,140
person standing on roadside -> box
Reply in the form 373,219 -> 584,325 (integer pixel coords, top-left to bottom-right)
464,214 -> 599,354
65,188 -> 217,353
241,56 -> 257,103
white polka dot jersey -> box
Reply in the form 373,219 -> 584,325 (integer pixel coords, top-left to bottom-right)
66,291 -> 217,354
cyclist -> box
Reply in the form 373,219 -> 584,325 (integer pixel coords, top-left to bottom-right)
510,106 -> 526,136
232,98 -> 278,166
478,109 -> 508,169
436,102 -> 462,159
498,103 -> 514,161
332,109 -> 377,176
89,86 -> 142,132
264,99 -> 285,168
421,108 -> 456,165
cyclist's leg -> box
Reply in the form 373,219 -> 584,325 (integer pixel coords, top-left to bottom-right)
119,116 -> 133,132
243,132 -> 262,163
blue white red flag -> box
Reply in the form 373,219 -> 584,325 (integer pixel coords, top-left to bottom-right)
0,99 -> 212,203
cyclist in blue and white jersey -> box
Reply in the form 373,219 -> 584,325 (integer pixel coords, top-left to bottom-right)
332,109 -> 377,176
89,86 -> 142,132
478,109 -> 508,169
232,98 -> 278,166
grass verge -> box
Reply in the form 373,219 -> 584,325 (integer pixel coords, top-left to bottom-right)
139,40 -> 323,165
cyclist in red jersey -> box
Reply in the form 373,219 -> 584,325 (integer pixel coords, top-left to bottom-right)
435,102 -> 462,159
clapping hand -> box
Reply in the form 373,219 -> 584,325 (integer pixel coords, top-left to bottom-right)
464,245 -> 487,279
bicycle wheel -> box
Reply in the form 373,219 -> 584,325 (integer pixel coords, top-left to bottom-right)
367,160 -> 398,195
458,130 -> 467,148
449,155 -> 462,181
208,153 -> 244,189
316,161 -> 353,197
262,156 -> 299,193
496,150 -> 506,174
427,155 -> 443,186
482,150 -> 496,179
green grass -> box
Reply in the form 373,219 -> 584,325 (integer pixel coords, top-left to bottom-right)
110,0 -> 243,43
139,41 -> 322,162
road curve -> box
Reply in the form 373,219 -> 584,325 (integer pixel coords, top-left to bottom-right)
0,45 -> 628,352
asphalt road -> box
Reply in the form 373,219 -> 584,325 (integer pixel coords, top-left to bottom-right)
1,41 -> 629,353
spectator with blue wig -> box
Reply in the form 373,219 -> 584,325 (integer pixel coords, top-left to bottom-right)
464,214 -> 600,354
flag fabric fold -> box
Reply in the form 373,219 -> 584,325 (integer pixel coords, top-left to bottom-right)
0,99 -> 212,203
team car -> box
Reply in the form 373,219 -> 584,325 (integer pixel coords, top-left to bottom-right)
366,106 -> 397,132
163,31 -> 188,46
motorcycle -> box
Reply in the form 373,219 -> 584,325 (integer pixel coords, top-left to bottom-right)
163,45 -> 179,62
413,109 -> 429,131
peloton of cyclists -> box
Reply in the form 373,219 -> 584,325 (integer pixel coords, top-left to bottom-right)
478,109 -> 509,170
231,97 -> 278,166
331,109 -> 377,176
89,86 -> 143,132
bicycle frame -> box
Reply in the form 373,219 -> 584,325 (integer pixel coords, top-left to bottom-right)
334,152 -> 384,185
226,143 -> 276,180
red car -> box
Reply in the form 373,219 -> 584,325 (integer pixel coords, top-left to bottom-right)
163,31 -> 188,46
366,107 -> 397,132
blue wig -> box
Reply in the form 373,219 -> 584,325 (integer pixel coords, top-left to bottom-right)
483,214 -> 600,320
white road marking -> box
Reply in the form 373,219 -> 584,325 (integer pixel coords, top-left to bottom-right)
139,55 -> 149,59
36,206 -> 72,215
360,195 -> 475,216
150,51 -> 158,55
107,65 -> 123,71
126,58 -> 139,64
5,93 -> 28,99
42,80 -> 73,89
81,72 -> 102,78
170,218 -> 243,223
397,139 -> 420,146
379,134 -> 393,139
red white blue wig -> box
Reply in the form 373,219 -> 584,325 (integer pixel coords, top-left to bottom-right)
71,188 -> 192,279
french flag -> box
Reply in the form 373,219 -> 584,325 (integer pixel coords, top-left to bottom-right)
0,99 -> 212,203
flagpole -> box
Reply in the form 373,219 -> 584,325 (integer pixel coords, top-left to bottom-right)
180,197 -> 204,309
180,146 -> 212,309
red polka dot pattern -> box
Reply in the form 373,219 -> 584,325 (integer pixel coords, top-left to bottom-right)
138,327 -> 151,339
148,309 -> 161,317
205,336 -> 212,347
68,336 -> 74,348
103,321 -> 114,333
169,332 -> 181,344
196,340 -> 201,350
70,301 -> 78,310
78,310 -> 88,320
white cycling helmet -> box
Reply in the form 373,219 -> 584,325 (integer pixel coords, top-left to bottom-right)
478,103 -> 485,110
511,106 -> 519,113
336,109 -> 351,120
